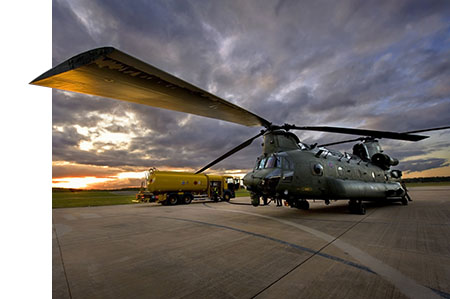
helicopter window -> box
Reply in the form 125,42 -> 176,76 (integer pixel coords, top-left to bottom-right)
275,156 -> 282,168
257,158 -> 267,169
337,166 -> 344,177
265,156 -> 275,168
265,156 -> 278,168
313,163 -> 324,176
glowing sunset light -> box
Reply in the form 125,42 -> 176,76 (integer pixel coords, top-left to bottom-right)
52,177 -> 115,189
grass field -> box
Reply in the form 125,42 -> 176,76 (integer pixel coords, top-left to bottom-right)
52,191 -> 137,208
235,189 -> 250,197
53,189 -> 251,208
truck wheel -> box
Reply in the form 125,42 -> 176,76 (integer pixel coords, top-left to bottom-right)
223,192 -> 231,202
168,195 -> 178,205
183,195 -> 192,205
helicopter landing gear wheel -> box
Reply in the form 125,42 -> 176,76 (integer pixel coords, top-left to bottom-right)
297,200 -> 309,210
349,200 -> 366,215
250,193 -> 260,207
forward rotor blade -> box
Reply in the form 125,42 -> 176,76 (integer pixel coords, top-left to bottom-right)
286,125 -> 428,141
195,131 -> 265,174
31,47 -> 271,128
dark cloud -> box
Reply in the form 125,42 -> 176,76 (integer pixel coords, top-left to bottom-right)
400,158 -> 450,173
52,163 -> 126,178
51,0 -> 450,178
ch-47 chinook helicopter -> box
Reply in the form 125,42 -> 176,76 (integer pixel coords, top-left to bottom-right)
31,47 -> 449,214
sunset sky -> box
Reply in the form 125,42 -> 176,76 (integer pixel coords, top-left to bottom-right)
49,0 -> 450,189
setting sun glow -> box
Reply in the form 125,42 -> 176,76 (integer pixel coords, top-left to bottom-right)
52,177 -> 115,189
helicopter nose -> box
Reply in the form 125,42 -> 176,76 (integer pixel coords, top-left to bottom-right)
243,168 -> 282,194
261,175 -> 281,192
243,172 -> 258,192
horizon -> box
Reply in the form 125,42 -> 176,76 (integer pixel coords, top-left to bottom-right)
50,1 -> 450,189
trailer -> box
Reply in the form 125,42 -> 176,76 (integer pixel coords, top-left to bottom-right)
136,168 -> 240,205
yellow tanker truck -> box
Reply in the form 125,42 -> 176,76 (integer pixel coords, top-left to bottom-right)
136,168 -> 240,205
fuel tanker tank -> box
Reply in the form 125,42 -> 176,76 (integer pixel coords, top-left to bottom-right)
147,170 -> 209,193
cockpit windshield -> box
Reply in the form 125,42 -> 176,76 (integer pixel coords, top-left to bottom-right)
265,156 -> 278,168
255,155 -> 285,170
257,158 -> 267,169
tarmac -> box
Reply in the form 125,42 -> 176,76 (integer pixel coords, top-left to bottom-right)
53,187 -> 450,299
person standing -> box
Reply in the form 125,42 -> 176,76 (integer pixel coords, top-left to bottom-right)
276,197 -> 282,207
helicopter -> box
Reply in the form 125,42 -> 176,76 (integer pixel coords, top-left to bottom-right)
31,47 -> 449,214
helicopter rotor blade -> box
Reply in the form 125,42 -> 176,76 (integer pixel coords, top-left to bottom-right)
317,125 -> 450,147
284,125 -> 428,142
30,47 -> 271,128
403,126 -> 450,134
318,137 -> 365,147
195,131 -> 265,174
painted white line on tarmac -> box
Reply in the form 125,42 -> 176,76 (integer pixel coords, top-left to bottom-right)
208,207 -> 439,299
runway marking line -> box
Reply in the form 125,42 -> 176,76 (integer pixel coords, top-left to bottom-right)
199,203 -> 444,299
158,216 -> 374,274
52,218 -> 73,299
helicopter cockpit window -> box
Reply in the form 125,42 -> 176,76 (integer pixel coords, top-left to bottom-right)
257,158 -> 267,169
265,155 -> 281,168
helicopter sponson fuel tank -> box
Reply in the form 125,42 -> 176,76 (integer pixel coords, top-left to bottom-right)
31,47 -> 450,215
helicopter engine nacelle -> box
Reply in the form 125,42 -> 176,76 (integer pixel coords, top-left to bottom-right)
371,153 -> 399,170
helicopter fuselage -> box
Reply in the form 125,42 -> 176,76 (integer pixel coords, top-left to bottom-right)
243,131 -> 406,208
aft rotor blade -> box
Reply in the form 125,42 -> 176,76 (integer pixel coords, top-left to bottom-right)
286,125 -> 428,141
403,126 -> 450,134
31,47 -> 271,128
195,131 -> 265,174
318,137 -> 364,147
318,126 -> 450,147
